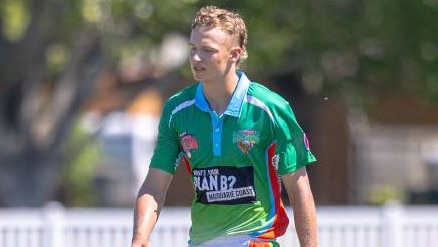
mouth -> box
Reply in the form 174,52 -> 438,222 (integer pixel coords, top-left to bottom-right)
192,66 -> 205,72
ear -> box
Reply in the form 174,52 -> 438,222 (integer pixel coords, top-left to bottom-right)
229,47 -> 243,62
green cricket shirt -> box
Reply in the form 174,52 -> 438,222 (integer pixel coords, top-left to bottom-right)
150,72 -> 316,245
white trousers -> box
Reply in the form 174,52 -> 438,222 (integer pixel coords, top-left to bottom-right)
189,235 -> 276,247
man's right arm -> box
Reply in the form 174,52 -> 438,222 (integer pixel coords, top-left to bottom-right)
131,168 -> 173,247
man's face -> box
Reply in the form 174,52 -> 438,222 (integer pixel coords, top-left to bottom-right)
188,26 -> 236,83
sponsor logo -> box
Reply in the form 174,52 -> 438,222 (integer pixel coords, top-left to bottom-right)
180,133 -> 198,158
174,152 -> 185,169
233,129 -> 260,154
272,154 -> 279,171
206,186 -> 255,203
192,166 -> 256,205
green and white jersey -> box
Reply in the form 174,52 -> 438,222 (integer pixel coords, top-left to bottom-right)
150,72 -> 316,245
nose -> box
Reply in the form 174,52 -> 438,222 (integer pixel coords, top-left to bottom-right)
190,49 -> 201,62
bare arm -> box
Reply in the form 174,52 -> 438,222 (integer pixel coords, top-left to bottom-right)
131,168 -> 173,247
281,167 -> 318,247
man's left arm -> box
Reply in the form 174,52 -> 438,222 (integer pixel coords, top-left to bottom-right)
281,167 -> 318,247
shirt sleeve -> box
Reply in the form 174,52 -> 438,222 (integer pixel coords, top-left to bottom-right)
273,101 -> 316,175
149,102 -> 182,174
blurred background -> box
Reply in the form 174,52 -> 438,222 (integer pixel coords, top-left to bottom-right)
1,0 -> 438,246
0,0 -> 438,247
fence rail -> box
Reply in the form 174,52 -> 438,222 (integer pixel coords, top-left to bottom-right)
1,202 -> 438,247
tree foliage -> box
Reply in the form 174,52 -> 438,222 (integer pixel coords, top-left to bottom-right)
0,0 -> 197,206
230,0 -> 438,105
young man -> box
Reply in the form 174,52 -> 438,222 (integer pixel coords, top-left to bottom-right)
131,6 -> 318,247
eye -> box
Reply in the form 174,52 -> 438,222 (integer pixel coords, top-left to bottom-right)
203,47 -> 215,53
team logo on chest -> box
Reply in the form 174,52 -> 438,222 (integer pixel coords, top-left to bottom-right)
232,129 -> 260,154
180,132 -> 198,158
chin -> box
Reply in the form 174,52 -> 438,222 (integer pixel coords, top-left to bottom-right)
191,72 -> 204,82
191,74 -> 201,81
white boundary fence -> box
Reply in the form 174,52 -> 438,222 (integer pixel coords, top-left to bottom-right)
1,202 -> 438,247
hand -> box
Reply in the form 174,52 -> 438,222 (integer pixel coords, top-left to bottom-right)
131,240 -> 151,247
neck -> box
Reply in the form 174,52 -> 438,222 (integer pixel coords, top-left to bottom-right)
202,72 -> 239,115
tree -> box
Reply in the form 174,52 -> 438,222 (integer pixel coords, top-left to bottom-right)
0,0 -> 196,206
223,0 -> 438,107
0,0 -> 101,206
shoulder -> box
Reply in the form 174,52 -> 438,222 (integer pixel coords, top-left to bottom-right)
247,82 -> 290,109
163,83 -> 198,111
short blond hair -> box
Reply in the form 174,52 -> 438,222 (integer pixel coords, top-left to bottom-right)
191,6 -> 248,63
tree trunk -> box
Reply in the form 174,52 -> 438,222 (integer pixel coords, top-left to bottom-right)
0,0 -> 102,206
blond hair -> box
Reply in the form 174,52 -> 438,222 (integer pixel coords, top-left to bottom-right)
191,6 -> 248,63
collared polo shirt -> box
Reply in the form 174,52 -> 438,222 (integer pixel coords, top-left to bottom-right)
150,72 -> 316,245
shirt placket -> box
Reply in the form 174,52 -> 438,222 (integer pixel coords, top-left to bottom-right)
211,112 -> 224,156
